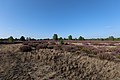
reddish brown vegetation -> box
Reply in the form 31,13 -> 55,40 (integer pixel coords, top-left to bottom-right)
20,41 -> 120,61
19,45 -> 32,52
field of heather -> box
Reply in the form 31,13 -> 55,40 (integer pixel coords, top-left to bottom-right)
0,41 -> 120,80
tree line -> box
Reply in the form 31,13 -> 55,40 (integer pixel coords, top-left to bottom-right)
0,34 -> 120,43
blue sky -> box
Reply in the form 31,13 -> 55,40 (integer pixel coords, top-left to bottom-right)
0,0 -> 120,39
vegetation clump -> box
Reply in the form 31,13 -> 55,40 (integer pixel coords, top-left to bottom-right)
53,34 -> 58,40
97,53 -> 114,60
20,45 -> 32,52
36,43 -> 48,50
28,42 -> 39,48
59,39 -> 64,45
68,35 -> 72,40
20,36 -> 26,41
8,36 -> 14,43
23,41 -> 29,45
78,36 -> 85,40
47,44 -> 54,49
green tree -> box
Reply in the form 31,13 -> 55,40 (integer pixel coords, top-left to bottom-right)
53,34 -> 58,40
20,36 -> 25,41
8,36 -> 14,43
108,36 -> 114,41
59,37 -> 63,40
78,36 -> 85,40
68,35 -> 72,40
26,37 -> 31,41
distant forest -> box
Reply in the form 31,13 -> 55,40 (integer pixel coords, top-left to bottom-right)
0,34 -> 120,43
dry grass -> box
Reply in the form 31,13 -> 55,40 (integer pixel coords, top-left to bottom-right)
0,44 -> 120,80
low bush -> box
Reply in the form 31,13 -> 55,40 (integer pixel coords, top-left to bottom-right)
79,46 -> 103,55
19,45 -> 32,52
62,45 -> 79,52
36,44 -> 48,50
79,46 -> 93,54
109,43 -> 115,46
116,55 -> 120,59
62,45 -> 72,52
97,53 -> 114,60
28,43 -> 39,48
48,41 -> 56,45
59,40 -> 64,45
23,42 -> 29,45
53,45 -> 62,50
47,45 -> 54,49
113,48 -> 120,54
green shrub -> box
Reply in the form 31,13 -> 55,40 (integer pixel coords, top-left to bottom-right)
8,36 -> 14,43
59,39 -> 64,45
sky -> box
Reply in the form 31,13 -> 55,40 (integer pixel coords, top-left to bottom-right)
0,0 -> 120,39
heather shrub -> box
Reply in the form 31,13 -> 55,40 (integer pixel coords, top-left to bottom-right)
36,43 -> 48,50
62,45 -> 79,52
28,43 -> 39,48
78,46 -> 102,55
23,41 -> 29,45
19,45 -> 32,52
97,53 -> 114,60
92,42 -> 99,45
48,41 -> 56,45
62,45 -> 73,52
53,45 -> 62,50
40,40 -> 48,43
47,45 -> 54,49
82,42 -> 89,46
80,46 -> 94,54
116,55 -> 120,59
109,43 -> 115,46
113,48 -> 120,54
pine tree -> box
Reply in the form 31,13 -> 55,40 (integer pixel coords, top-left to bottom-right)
53,34 -> 58,40
68,35 -> 72,40
20,36 -> 25,41
78,36 -> 85,40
